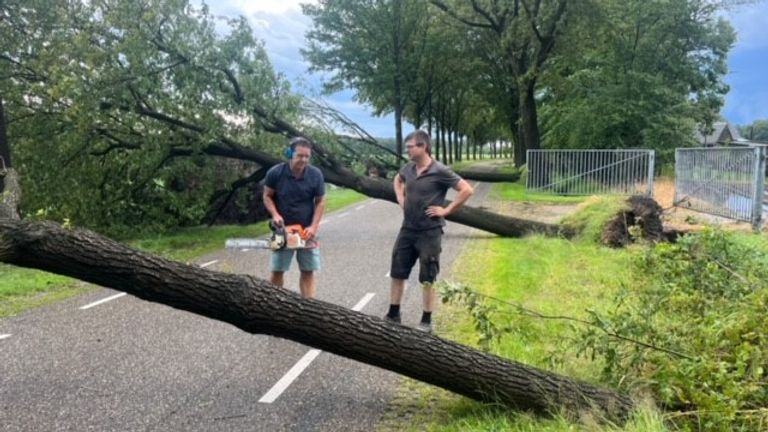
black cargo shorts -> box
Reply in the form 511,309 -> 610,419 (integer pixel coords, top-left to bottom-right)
389,227 -> 442,283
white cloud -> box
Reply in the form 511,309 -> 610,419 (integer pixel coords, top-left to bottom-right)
725,2 -> 768,52
220,0 -> 317,15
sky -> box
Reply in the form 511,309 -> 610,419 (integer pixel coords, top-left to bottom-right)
206,0 -> 768,139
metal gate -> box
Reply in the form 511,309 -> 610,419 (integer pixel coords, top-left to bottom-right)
526,149 -> 655,196
674,146 -> 766,230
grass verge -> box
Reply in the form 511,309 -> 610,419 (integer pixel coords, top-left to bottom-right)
0,187 -> 366,318
378,193 -> 669,431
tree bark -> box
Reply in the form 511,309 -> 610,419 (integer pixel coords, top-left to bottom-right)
454,170 -> 521,183
0,219 -> 635,423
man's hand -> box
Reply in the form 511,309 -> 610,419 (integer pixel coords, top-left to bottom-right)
304,224 -> 318,240
271,214 -> 284,227
425,206 -> 448,218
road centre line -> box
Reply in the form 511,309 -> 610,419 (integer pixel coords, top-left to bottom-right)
0,334 -> 11,340
80,293 -> 127,310
258,292 -> 376,404
355,204 -> 366,211
199,260 -> 218,268
337,212 -> 350,218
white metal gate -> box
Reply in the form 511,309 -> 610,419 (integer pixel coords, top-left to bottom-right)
526,149 -> 655,196
674,146 -> 766,230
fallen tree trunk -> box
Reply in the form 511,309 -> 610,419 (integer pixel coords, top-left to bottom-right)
0,219 -> 634,423
189,141 -> 571,238
454,169 -> 521,183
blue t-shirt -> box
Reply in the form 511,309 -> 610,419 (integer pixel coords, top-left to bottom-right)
264,163 -> 325,227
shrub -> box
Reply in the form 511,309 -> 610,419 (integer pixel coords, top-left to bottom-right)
577,228 -> 768,430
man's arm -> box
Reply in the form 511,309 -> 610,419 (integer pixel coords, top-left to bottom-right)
425,179 -> 474,218
304,195 -> 326,240
393,174 -> 405,209
263,185 -> 283,226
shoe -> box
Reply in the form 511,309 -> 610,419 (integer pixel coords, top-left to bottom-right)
384,313 -> 401,324
416,321 -> 432,333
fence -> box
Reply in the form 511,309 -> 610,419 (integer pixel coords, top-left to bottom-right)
526,149 -> 655,196
674,146 -> 766,230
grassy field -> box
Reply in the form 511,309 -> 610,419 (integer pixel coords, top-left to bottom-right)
377,174 -> 674,431
0,186 -> 367,318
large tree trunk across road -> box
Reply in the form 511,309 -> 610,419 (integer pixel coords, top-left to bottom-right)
0,219 -> 633,423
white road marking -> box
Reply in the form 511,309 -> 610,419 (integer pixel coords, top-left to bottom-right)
320,219 -> 329,225
0,334 -> 11,340
80,293 -> 127,310
199,260 -> 219,268
351,293 -> 375,312
337,212 -> 350,218
355,205 -> 366,211
258,349 -> 322,403
258,292 -> 376,404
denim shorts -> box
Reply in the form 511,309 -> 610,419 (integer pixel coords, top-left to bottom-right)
271,248 -> 321,272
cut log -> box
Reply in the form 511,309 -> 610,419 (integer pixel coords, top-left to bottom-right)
0,219 -> 634,423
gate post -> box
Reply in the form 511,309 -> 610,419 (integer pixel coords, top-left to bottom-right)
647,150 -> 655,197
751,146 -> 766,232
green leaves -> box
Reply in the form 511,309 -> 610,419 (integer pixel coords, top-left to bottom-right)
577,229 -> 768,430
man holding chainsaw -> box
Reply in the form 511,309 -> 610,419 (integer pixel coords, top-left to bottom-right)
385,130 -> 474,333
263,137 -> 326,298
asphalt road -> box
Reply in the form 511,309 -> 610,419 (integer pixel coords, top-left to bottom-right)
0,182 -> 490,432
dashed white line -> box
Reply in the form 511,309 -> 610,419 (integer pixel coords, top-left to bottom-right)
80,293 -> 127,310
258,349 -> 322,403
337,212 -> 350,218
351,293 -> 376,312
355,205 -> 366,211
0,334 -> 11,340
258,292 -> 376,404
320,219 -> 329,225
199,260 -> 219,268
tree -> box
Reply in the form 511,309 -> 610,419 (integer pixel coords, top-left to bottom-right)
0,96 -> 21,220
0,0 -> 553,238
738,119 -> 768,142
303,0 -> 430,156
539,0 -> 735,161
0,218 -> 635,423
430,0 -> 569,166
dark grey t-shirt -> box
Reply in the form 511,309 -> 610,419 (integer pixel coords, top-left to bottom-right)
398,160 -> 461,230
265,163 -> 325,227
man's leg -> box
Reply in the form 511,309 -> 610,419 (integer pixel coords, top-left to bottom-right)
416,229 -> 442,332
299,271 -> 316,298
297,248 -> 320,299
271,271 -> 285,287
387,229 -> 417,323
270,249 -> 292,288
421,282 -> 435,313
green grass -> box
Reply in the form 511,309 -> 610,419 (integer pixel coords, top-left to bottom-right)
0,186 -> 367,318
496,181 -> 588,204
379,234 -> 670,431
0,265 -> 88,318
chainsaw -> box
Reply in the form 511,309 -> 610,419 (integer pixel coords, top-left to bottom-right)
225,221 -> 318,250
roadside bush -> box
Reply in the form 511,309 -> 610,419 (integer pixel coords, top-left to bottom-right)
577,228 -> 768,430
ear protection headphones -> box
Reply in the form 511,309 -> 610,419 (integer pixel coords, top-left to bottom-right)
284,137 -> 310,159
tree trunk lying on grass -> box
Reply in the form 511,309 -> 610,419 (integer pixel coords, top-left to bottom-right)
453,169 -> 521,183
0,219 -> 634,423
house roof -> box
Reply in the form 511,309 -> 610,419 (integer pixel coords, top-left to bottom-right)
694,121 -> 742,145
